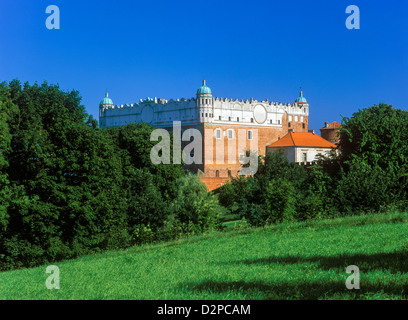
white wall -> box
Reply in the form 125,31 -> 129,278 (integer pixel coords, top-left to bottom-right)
267,146 -> 333,163
100,93 -> 309,129
295,147 -> 333,163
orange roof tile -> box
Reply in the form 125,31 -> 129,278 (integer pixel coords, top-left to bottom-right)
320,121 -> 341,129
268,132 -> 337,148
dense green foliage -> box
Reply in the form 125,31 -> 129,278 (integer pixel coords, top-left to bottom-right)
333,103 -> 408,213
0,80 -> 221,270
172,173 -> 225,233
219,151 -> 332,226
2,211 -> 408,300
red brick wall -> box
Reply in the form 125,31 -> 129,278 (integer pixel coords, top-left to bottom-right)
200,113 -> 309,189
320,128 -> 340,144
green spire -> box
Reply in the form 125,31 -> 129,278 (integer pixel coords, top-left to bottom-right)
197,79 -> 212,94
295,88 -> 307,103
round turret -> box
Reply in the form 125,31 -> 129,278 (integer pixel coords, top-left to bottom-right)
295,90 -> 307,103
197,80 -> 212,94
100,92 -> 114,105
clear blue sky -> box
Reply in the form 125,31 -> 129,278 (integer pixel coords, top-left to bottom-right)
1,0 -> 407,130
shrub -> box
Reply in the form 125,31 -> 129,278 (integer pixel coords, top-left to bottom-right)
131,224 -> 155,245
264,179 -> 296,224
333,160 -> 398,215
172,174 -> 224,233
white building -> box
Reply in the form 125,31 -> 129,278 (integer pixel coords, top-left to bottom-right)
266,131 -> 337,164
98,80 -> 309,130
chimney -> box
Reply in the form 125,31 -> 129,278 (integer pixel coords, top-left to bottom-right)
288,129 -> 294,133
308,129 -> 315,134
324,122 -> 329,128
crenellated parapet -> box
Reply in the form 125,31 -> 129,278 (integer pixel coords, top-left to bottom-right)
99,95 -> 200,128
99,82 -> 309,129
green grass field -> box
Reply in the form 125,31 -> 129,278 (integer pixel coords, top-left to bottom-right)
1,211 -> 408,300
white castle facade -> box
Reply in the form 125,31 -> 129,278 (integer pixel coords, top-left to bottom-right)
99,80 -> 309,130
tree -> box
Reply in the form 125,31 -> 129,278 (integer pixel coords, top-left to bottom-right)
0,83 -> 18,237
339,103 -> 408,170
0,80 -> 130,269
172,173 -> 224,233
264,179 -> 296,224
105,123 -> 185,201
336,103 -> 408,212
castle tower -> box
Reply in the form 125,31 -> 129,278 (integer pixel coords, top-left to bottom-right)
99,92 -> 114,128
320,121 -> 341,145
286,88 -> 309,132
294,89 -> 308,108
196,80 -> 213,123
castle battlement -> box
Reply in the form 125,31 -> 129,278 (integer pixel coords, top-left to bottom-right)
99,81 -> 309,130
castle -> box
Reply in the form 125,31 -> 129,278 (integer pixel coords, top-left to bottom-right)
99,80 -> 310,190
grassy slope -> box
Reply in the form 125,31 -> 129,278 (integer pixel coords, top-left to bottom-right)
1,212 -> 408,300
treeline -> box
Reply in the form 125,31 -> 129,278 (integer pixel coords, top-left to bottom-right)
218,103 -> 408,225
0,80 -> 224,270
1,80 -> 407,271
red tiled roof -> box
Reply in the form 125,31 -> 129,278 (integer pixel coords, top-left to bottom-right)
267,132 -> 337,148
320,121 -> 341,129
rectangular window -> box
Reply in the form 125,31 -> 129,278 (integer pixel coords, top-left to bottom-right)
216,129 -> 221,139
237,117 -> 239,122
219,116 -> 221,120
288,122 -> 291,128
228,130 -> 233,140
251,118 -> 254,123
248,130 -> 253,140
303,153 -> 307,162
302,123 -> 305,129
205,113 -> 208,117
289,115 -> 293,122
295,116 -> 298,122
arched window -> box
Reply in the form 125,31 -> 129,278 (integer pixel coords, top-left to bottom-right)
215,170 -> 219,177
